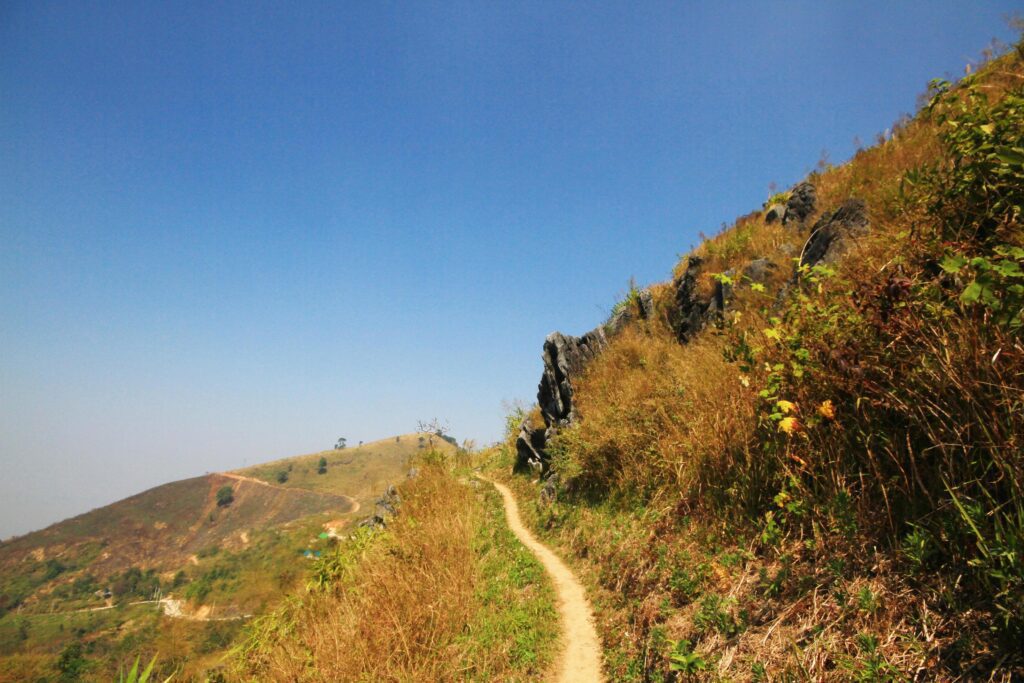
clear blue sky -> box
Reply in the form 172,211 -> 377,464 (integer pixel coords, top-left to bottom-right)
1,2 -> 1019,537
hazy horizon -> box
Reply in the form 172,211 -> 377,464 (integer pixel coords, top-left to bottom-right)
2,1 -> 1020,538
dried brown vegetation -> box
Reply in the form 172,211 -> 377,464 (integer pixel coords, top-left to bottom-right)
500,36 -> 1024,681
236,460 -> 558,681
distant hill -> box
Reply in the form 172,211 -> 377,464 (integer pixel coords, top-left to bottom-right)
0,433 -> 455,680
0,473 -> 352,587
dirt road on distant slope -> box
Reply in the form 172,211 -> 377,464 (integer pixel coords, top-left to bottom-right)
218,472 -> 360,514
481,477 -> 604,683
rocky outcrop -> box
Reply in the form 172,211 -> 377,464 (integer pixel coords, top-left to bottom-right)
605,288 -> 655,336
800,199 -> 869,268
358,485 -> 401,530
783,181 -> 817,226
512,328 -> 611,474
514,289 -> 659,475
538,329 -> 609,427
669,255 -> 778,343
514,421 -> 547,475
669,256 -> 724,343
765,203 -> 787,224
743,257 -> 777,283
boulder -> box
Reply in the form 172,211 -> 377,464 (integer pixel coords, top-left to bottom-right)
514,420 -> 548,475
765,203 -> 787,224
538,329 -> 608,427
783,181 -> 817,226
800,199 -> 869,268
743,258 -> 776,284
670,256 -> 720,343
358,485 -> 401,530
539,473 -> 560,506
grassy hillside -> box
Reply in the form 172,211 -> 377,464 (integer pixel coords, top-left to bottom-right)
0,434 -> 437,681
489,37 -> 1024,681
234,455 -> 559,682
232,433 -> 456,507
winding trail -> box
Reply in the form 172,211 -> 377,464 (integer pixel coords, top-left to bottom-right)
481,477 -> 604,683
218,471 -> 360,513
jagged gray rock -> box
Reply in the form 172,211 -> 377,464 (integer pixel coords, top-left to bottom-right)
514,420 -> 547,475
669,256 -> 721,343
538,329 -> 608,427
801,199 -> 869,268
743,258 -> 777,283
765,203 -> 787,224
358,484 -> 402,530
539,473 -> 560,506
783,181 -> 817,226
671,255 -> 780,343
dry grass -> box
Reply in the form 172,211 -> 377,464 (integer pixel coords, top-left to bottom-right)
237,465 -> 477,681
561,323 -> 759,509
504,36 -> 1024,682
235,461 -> 557,681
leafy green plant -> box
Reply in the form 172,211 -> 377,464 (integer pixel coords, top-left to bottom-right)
694,594 -> 745,638
119,655 -> 173,683
668,639 -> 708,675
668,563 -> 708,601
609,278 -> 643,320
856,586 -> 879,615
900,525 -> 937,570
917,77 -> 1024,239
763,190 -> 790,209
839,633 -> 898,682
938,246 -> 1024,330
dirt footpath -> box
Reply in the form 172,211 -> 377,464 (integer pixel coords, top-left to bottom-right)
481,477 -> 604,683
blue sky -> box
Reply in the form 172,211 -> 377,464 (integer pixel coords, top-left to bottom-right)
1,1 -> 1020,537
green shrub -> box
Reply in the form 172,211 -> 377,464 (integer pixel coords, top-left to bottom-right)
215,486 -> 234,507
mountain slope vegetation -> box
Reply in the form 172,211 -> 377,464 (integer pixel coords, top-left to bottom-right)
488,35 -> 1024,681
234,458 -> 559,682
0,434 -> 446,680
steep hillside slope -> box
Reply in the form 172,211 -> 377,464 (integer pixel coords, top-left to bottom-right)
235,458 -> 560,682
0,474 -> 353,589
0,434 -> 440,680
493,39 -> 1024,681
231,433 -> 451,507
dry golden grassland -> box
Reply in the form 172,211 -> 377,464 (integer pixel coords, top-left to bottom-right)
495,38 -> 1024,681
235,458 -> 558,682
0,436 -> 444,681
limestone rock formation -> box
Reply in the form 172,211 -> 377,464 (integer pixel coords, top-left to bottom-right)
765,203 -> 787,224
514,421 -> 547,475
669,256 -> 722,343
605,288 -> 655,336
538,329 -> 609,427
801,199 -> 869,268
743,257 -> 777,283
358,484 -> 401,530
783,181 -> 817,226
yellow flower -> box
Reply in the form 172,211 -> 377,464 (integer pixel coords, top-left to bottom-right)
776,400 -> 797,414
778,416 -> 802,435
818,400 -> 836,420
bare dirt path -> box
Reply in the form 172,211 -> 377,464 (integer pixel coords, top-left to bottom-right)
480,477 -> 604,683
218,471 -> 360,513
